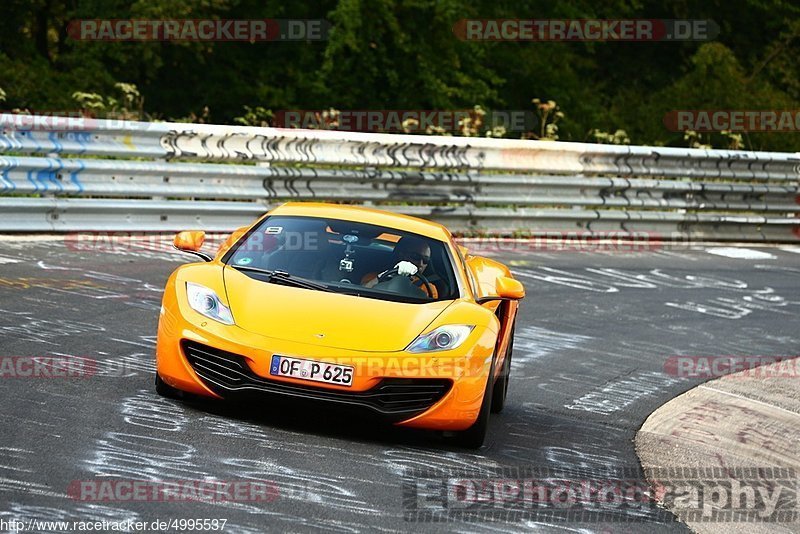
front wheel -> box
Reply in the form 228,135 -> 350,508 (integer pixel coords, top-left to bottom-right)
155,373 -> 183,399
451,355 -> 496,449
491,323 -> 515,413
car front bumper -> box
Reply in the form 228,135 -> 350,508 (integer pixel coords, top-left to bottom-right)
155,288 -> 497,431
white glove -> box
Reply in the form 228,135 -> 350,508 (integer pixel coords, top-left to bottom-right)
395,261 -> 418,277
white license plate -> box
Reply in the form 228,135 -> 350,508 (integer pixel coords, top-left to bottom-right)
269,355 -> 354,386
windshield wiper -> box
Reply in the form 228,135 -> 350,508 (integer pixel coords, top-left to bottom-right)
229,265 -> 333,292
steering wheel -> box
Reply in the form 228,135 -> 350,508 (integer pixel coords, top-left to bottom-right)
377,267 -> 434,298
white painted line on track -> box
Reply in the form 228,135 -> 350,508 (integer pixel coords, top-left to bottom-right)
0,235 -> 63,242
706,247 -> 776,260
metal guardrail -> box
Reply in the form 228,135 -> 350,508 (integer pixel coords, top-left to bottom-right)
0,114 -> 798,240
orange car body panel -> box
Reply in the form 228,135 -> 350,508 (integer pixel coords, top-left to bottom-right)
156,203 -> 523,431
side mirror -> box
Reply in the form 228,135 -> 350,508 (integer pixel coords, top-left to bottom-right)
496,276 -> 525,300
173,231 -> 212,262
466,254 -> 524,303
216,226 -> 249,257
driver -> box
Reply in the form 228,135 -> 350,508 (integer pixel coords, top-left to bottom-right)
363,236 -> 438,298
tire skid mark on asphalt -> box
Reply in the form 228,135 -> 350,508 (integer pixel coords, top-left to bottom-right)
565,371 -> 684,415
82,390 -> 383,527
511,326 -> 593,370
527,354 -> 646,397
488,415 -> 680,526
0,241 -> 47,262
515,324 -> 738,421
17,295 -> 82,312
221,457 -> 382,516
28,346 -> 157,379
664,292 -> 798,320
201,415 -> 295,444
0,237 -> 183,263
514,265 -> 800,320
653,249 -> 703,262
513,267 -> 619,293
754,263 -> 800,275
200,417 -> 389,515
0,310 -> 106,345
109,336 -> 157,349
84,391 -> 207,479
0,447 -> 36,474
0,477 -> 65,499
81,336 -> 159,377
537,322 -> 798,379
73,247 -> 183,263
382,447 -> 506,477
499,417 -> 625,468
201,415 -> 390,473
515,266 -> 763,292
93,352 -> 155,377
0,415 -> 67,439
32,260 -> 164,310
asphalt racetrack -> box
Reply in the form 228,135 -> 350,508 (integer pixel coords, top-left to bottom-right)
1,237 -> 798,533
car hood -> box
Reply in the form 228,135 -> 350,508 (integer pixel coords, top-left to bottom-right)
223,267 -> 453,352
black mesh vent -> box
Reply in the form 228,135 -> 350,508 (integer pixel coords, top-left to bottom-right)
182,340 -> 452,421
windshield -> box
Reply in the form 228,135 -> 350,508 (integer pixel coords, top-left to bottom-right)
223,216 -> 460,303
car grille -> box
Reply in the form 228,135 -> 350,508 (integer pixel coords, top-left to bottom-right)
182,340 -> 452,421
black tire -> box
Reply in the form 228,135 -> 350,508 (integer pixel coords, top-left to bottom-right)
491,323 -> 515,414
155,373 -> 183,399
451,354 -> 496,449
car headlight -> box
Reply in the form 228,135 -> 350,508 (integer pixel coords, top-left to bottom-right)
406,325 -> 474,353
186,282 -> 234,325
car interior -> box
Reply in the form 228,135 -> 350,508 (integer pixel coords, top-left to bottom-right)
227,217 -> 458,301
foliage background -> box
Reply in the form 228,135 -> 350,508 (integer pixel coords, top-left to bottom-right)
2,0 -> 799,151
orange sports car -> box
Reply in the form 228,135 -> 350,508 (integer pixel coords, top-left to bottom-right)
155,203 -> 524,447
